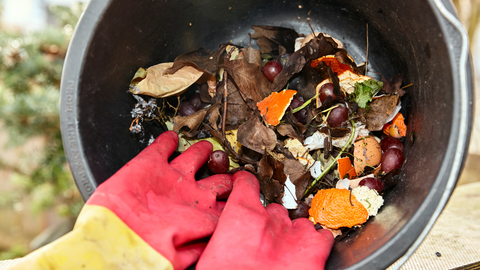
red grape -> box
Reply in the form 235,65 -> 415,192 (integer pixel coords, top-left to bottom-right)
327,105 -> 348,127
319,83 -> 339,103
179,101 -> 197,116
288,202 -> 310,220
381,148 -> 404,173
263,61 -> 283,82
380,136 -> 404,153
359,177 -> 384,193
190,93 -> 205,110
289,96 -> 307,124
207,150 -> 229,174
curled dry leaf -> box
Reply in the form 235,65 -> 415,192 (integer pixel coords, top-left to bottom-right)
251,25 -> 300,53
241,45 -> 262,66
164,44 -> 227,76
256,152 -> 285,202
206,103 -> 222,131
222,58 -> 273,103
276,123 -> 302,142
283,158 -> 311,199
237,116 -> 277,154
217,79 -> 250,129
381,74 -> 404,96
130,62 -> 203,98
272,35 -> 337,92
365,95 -> 400,131
172,107 -> 208,137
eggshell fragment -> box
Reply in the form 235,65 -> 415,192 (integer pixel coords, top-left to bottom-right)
353,137 -> 382,175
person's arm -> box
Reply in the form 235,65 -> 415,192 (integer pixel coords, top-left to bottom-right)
10,131 -> 233,270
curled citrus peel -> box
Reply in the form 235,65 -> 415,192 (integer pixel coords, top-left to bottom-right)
383,112 -> 407,138
311,56 -> 353,74
309,188 -> 368,229
337,157 -> 357,179
256,89 -> 297,126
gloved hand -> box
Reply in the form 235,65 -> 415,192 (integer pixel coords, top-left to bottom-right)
11,131 -> 233,270
197,170 -> 335,270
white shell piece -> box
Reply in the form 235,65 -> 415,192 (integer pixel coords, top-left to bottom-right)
282,176 -> 298,209
294,37 -> 304,52
304,122 -> 369,151
310,161 -> 323,179
336,179 -> 350,190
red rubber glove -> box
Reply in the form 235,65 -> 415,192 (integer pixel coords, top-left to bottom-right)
85,131 -> 233,269
197,171 -> 335,270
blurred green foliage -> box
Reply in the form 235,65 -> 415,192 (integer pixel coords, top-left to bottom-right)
0,3 -> 86,226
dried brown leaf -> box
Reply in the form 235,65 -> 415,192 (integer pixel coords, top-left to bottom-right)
256,152 -> 284,202
382,74 -> 404,96
172,107 -> 208,137
251,25 -> 300,53
365,95 -> 400,131
131,62 -> 203,98
283,159 -> 311,199
222,58 -> 272,103
276,123 -> 302,142
241,46 -> 262,66
165,44 -> 227,76
237,116 -> 277,153
271,34 -> 337,92
217,79 -> 250,130
206,103 -> 222,131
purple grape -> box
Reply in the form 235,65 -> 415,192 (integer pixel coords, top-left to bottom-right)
319,83 -> 339,103
380,136 -> 404,153
359,177 -> 384,193
290,96 -> 307,124
190,93 -> 205,110
179,101 -> 197,116
327,106 -> 348,127
381,148 -> 404,173
288,202 -> 310,220
263,61 -> 283,82
207,150 -> 229,174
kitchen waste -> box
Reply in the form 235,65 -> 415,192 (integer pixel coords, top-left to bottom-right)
126,23 -> 408,238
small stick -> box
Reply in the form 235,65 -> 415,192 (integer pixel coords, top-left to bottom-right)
222,70 -> 228,136
365,23 -> 369,76
349,189 -> 354,206
306,18 -> 317,37
401,83 -> 414,89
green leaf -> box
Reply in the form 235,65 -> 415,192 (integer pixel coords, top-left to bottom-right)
351,79 -> 384,108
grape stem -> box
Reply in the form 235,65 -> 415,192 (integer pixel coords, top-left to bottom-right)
303,119 -> 356,197
291,92 -> 320,114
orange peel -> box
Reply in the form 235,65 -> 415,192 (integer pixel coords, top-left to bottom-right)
256,89 -> 297,126
311,56 -> 353,74
337,157 -> 357,179
383,112 -> 407,138
309,188 -> 368,229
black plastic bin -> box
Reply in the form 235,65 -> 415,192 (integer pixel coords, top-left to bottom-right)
59,0 -> 473,269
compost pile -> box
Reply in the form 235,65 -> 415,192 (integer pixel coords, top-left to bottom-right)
127,24 -> 408,237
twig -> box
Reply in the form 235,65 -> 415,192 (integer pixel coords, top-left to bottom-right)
307,18 -> 317,37
400,83 -> 414,89
222,69 -> 228,136
365,23 -> 369,76
349,189 -> 354,206
292,92 -> 319,113
304,119 -> 356,197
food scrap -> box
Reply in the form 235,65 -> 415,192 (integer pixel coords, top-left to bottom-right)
126,22 -> 410,239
